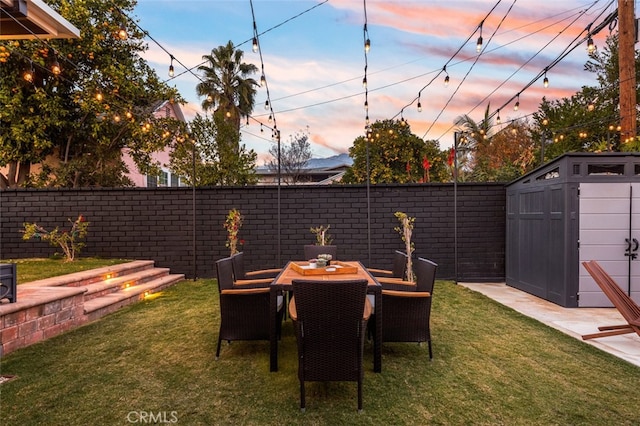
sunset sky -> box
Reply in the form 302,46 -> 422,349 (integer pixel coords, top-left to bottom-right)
134,0 -> 622,164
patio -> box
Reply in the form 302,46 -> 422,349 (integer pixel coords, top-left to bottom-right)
461,282 -> 640,368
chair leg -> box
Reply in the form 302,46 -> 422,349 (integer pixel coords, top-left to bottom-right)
428,339 -> 433,360
215,335 -> 222,360
300,380 -> 306,412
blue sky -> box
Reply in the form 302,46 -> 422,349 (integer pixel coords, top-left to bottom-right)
134,0 -> 622,164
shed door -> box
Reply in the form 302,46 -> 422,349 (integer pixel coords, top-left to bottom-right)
579,182 -> 640,307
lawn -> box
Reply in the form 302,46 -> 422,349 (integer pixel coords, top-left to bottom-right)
0,260 -> 639,425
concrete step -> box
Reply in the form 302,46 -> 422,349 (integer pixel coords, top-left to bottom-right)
21,260 -> 156,288
82,267 -> 171,301
83,273 -> 184,322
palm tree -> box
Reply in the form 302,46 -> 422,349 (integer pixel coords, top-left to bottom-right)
196,41 -> 259,136
453,104 -> 494,181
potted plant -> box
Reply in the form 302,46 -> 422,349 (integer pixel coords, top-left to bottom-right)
305,225 -> 337,260
394,211 -> 415,282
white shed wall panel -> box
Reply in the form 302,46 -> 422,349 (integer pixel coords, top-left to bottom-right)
579,183 -> 640,307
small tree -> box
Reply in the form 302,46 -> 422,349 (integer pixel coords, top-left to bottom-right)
310,225 -> 333,246
224,209 -> 243,255
22,215 -> 89,261
394,212 -> 415,282
267,129 -> 312,184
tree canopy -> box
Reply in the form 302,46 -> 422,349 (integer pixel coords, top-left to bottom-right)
170,112 -> 258,186
0,0 -> 184,188
267,128 -> 312,184
342,119 -> 448,184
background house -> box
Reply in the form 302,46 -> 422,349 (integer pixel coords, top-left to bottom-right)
122,100 -> 187,188
255,153 -> 353,185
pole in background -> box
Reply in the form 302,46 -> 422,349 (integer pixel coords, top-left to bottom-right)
453,131 -> 459,284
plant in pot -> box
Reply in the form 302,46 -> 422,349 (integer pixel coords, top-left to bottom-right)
394,211 -> 415,282
305,225 -> 337,260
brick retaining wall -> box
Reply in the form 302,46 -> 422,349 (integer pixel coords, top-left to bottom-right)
0,183 -> 506,281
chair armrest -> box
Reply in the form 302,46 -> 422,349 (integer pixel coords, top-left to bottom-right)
221,287 -> 270,295
382,289 -> 431,298
367,268 -> 393,277
376,277 -> 415,286
233,278 -> 273,286
245,268 -> 282,278
288,297 -> 297,321
289,296 -> 372,321
363,297 -> 372,320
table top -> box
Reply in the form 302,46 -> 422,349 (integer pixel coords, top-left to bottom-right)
273,260 -> 379,286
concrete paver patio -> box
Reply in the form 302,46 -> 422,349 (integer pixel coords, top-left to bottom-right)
460,282 -> 640,368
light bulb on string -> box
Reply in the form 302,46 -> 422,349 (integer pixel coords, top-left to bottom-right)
514,94 -> 520,111
264,100 -> 269,110
260,74 -> 266,87
364,38 -> 370,53
252,37 -> 258,53
587,36 -> 595,53
118,25 -> 127,40
362,76 -> 367,88
476,22 -> 483,53
496,110 -> 501,124
417,101 -> 422,113
51,56 -> 61,75
364,100 -> 368,111
168,56 -> 174,77
23,62 -> 34,83
543,69 -> 549,88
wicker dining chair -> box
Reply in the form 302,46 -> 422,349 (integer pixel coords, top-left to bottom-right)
231,252 -> 282,281
303,244 -> 337,261
367,250 -> 408,279
381,257 -> 438,360
289,279 -> 371,412
214,257 -> 283,359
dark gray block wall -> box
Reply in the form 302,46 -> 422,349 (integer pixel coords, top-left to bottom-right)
0,183 -> 505,281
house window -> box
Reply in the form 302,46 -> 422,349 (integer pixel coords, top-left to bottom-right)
157,171 -> 168,187
170,173 -> 180,187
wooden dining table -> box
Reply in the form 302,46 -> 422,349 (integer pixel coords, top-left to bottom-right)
269,260 -> 382,373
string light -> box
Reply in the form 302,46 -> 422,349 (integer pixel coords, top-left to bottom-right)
543,68 -> 549,88
51,53 -> 61,75
417,97 -> 422,112
496,109 -> 501,124
23,61 -> 34,83
168,55 -> 174,77
443,65 -> 449,86
362,75 -> 367,88
252,37 -> 258,53
587,35 -> 595,53
117,25 -> 127,40
476,21 -> 484,53
514,94 -> 520,111
260,74 -> 266,87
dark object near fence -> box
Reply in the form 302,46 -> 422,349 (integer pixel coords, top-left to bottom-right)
0,263 -> 17,303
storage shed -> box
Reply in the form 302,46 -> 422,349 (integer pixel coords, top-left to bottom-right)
506,152 -> 640,308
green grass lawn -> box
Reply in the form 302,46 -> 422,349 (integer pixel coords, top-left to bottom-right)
1,261 -> 639,425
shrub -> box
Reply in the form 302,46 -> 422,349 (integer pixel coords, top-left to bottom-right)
22,215 -> 89,262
